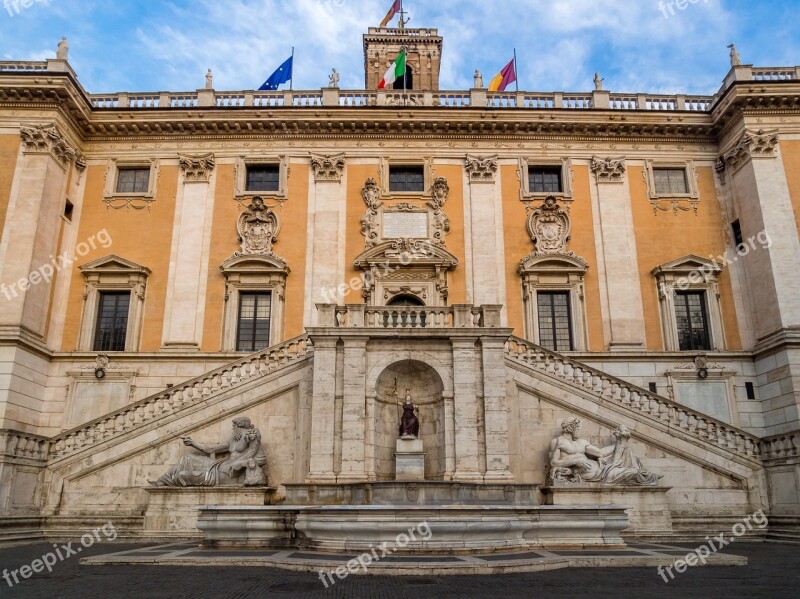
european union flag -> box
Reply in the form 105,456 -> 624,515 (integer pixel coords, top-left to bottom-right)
259,56 -> 293,91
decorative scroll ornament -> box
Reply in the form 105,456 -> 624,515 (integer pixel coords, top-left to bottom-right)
179,153 -> 215,182
360,178 -> 383,248
526,196 -> 571,255
719,129 -> 779,177
310,153 -> 345,182
465,155 -> 498,182
20,123 -> 78,168
234,197 -> 285,263
590,156 -> 626,183
427,176 -> 451,246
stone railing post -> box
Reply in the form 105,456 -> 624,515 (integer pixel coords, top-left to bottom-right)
423,91 -> 434,106
244,91 -> 255,107
322,86 -> 340,106
592,89 -> 610,109
346,304 -> 365,327
117,93 -> 129,108
376,89 -> 387,106
675,94 -> 687,110
196,88 -> 215,107
283,90 -> 294,106
481,305 -> 503,328
470,88 -> 487,108
316,303 -> 337,327
553,92 -> 563,108
453,304 -> 473,328
159,93 -> 171,107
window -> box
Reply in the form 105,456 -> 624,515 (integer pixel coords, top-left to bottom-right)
63,199 -> 74,222
537,291 -> 573,352
529,167 -> 563,193
649,382 -> 658,393
236,292 -> 272,352
116,168 -> 151,194
93,291 -> 130,352
745,382 -> 756,400
732,220 -> 743,249
246,165 -> 280,192
392,65 -> 414,91
674,291 -> 710,351
653,168 -> 689,195
389,166 -> 425,192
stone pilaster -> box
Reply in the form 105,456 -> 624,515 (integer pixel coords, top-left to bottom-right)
451,337 -> 483,481
305,155 -> 346,326
589,157 -> 646,350
338,335 -> 369,482
307,336 -> 338,482
481,335 -> 513,481
162,154 -> 216,350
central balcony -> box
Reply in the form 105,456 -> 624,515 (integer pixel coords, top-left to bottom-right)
315,304 -> 502,330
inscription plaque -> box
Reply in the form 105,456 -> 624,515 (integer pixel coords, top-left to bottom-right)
383,212 -> 428,239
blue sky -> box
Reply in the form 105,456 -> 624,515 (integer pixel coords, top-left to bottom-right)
0,0 -> 798,95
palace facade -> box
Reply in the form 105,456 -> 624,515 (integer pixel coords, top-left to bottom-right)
0,26 -> 799,542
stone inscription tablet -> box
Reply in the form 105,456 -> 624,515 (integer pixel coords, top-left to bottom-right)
383,212 -> 428,239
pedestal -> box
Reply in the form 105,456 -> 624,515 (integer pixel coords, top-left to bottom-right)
395,436 -> 425,481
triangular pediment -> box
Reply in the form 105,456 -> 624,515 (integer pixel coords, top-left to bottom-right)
652,254 -> 723,275
354,240 -> 459,270
79,254 -> 151,275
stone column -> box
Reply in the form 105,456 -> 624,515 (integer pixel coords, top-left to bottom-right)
305,155 -> 346,326
451,337 -> 483,481
464,155 -> 506,310
481,336 -> 513,481
338,335 -> 368,482
162,154 -> 216,350
443,391 -> 456,479
590,157 -> 647,350
307,336 -> 338,483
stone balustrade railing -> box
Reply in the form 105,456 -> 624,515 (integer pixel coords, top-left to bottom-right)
760,432 -> 800,463
504,336 -> 762,461
0,430 -> 49,462
47,335 -> 313,461
315,304 -> 503,329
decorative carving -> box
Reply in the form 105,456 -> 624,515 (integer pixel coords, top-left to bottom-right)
591,156 -> 626,182
465,155 -> 498,182
20,123 -> 78,168
360,178 -> 383,247
548,417 -> 662,486
720,129 -> 779,174
310,153 -> 345,182
525,196 -> 572,255
427,176 -> 450,246
234,197 -> 285,263
179,153 -> 215,183
152,416 -> 268,487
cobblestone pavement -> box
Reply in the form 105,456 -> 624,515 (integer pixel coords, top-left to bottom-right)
0,541 -> 796,598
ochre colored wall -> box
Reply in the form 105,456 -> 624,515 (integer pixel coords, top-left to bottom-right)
345,163 -> 380,304
0,134 -> 21,242
201,163 -> 309,349
434,163 -> 467,304
501,165 -> 605,349
781,140 -> 800,241
629,165 -> 742,351
61,164 -> 178,351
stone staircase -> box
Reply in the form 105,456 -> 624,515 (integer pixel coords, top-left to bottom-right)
504,336 -> 763,465
47,334 -> 313,463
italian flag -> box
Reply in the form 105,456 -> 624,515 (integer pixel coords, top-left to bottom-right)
378,49 -> 407,89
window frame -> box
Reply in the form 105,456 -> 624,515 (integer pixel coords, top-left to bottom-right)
518,157 -> 573,201
234,156 -> 288,200
536,290 -> 575,352
235,291 -> 273,352
388,165 -> 426,193
93,291 -> 132,352
245,164 -> 281,193
380,157 -> 433,197
673,290 -> 712,352
644,159 -> 699,200
103,159 -> 159,203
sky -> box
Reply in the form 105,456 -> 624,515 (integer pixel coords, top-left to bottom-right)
0,0 -> 798,95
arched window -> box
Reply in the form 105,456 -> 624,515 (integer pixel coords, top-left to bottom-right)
393,65 -> 414,90
386,294 -> 425,307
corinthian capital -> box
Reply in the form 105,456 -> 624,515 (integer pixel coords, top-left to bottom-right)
591,156 -> 627,183
310,153 -> 345,182
179,153 -> 215,183
20,123 -> 78,168
465,155 -> 498,183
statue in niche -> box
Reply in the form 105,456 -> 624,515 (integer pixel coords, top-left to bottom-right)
397,388 -> 420,438
153,416 -> 267,487
548,417 -> 662,486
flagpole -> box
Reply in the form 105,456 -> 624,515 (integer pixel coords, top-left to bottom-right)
513,48 -> 519,92
290,46 -> 295,91
399,0 -> 404,30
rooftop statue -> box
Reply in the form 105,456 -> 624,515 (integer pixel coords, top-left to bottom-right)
205,69 -> 213,89
548,417 -> 662,486
153,416 -> 267,487
56,37 -> 69,61
728,43 -> 742,67
473,69 -> 484,89
594,72 -> 604,91
328,68 -> 340,88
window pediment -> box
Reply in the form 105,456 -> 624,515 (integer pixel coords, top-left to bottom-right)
651,255 -> 723,279
79,254 -> 151,277
353,239 -> 459,271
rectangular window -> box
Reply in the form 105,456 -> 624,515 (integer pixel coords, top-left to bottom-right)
537,291 -> 573,352
63,199 -> 74,222
745,382 -> 756,400
674,291 -> 711,351
236,292 -> 272,352
116,168 -> 150,194
246,165 -> 280,192
732,220 -> 743,248
529,167 -> 563,193
653,168 -> 689,195
93,291 -> 130,352
648,382 -> 658,393
389,166 -> 425,193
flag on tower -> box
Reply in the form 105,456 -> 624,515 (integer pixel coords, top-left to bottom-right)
378,49 -> 407,89
259,55 -> 294,91
380,0 -> 402,27
488,57 -> 517,92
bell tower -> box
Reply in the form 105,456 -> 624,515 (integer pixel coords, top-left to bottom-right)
363,27 -> 443,91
